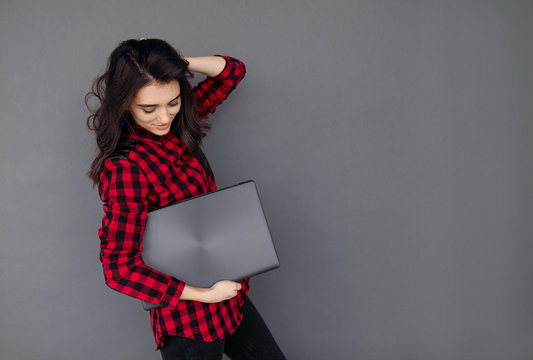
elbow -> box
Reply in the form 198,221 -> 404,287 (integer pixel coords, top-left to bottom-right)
227,56 -> 246,81
100,252 -> 138,289
237,58 -> 246,72
104,277 -> 118,290
102,266 -> 124,290
102,267 -> 133,294
237,60 -> 246,80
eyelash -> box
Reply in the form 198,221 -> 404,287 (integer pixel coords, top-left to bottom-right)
143,101 -> 180,114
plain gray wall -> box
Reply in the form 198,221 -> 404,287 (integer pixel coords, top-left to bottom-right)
1,1 -> 532,359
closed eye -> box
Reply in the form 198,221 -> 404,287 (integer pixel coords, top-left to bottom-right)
138,94 -> 180,114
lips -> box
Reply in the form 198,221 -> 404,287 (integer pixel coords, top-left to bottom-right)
155,123 -> 170,130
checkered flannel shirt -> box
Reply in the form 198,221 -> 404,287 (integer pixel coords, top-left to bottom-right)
97,55 -> 249,349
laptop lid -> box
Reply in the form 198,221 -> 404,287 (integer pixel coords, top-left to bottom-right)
140,180 -> 280,310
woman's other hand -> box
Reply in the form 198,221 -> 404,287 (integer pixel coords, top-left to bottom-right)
179,280 -> 242,303
206,280 -> 242,303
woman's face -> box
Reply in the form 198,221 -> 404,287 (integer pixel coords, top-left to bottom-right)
128,79 -> 181,136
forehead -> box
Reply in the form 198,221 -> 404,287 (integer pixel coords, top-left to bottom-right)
133,79 -> 180,104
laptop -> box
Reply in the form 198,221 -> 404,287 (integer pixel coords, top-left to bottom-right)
140,180 -> 280,310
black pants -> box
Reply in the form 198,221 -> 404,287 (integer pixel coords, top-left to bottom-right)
160,297 -> 286,360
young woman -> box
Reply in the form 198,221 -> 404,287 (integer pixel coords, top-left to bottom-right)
86,38 -> 285,359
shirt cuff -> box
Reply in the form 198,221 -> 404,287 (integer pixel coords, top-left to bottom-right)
159,277 -> 186,310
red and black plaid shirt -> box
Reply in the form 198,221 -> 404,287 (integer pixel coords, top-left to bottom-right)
97,55 -> 249,349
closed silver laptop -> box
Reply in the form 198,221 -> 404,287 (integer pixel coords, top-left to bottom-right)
140,180 -> 280,310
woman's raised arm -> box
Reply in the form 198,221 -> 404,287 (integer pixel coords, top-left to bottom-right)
185,55 -> 246,119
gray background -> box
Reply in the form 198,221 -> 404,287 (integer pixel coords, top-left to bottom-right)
1,1 -> 532,359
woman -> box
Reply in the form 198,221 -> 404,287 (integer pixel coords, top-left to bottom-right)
86,38 -> 285,359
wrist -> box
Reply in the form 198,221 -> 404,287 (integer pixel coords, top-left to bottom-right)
181,284 -> 211,302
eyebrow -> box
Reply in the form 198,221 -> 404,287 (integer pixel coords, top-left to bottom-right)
137,93 -> 181,108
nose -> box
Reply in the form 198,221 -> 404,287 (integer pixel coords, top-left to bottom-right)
157,109 -> 171,124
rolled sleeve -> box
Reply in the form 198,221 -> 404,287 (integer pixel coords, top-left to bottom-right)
193,55 -> 246,119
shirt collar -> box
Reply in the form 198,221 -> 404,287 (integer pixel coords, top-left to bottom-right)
123,122 -> 184,147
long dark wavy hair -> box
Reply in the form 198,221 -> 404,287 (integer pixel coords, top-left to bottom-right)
85,38 -> 211,187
